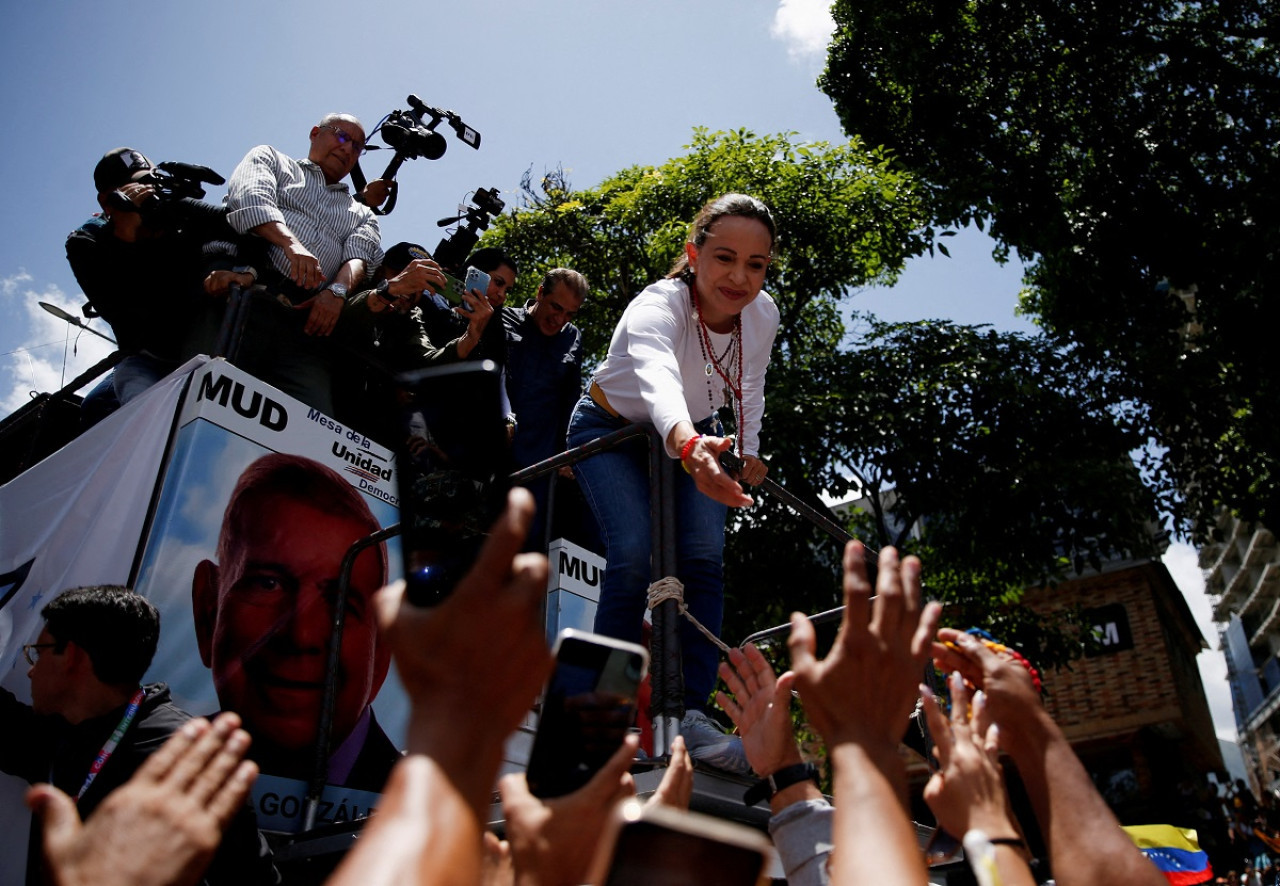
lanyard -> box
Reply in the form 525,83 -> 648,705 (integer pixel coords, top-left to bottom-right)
76,688 -> 145,801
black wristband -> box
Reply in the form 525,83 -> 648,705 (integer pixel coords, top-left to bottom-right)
743,762 -> 819,807
988,837 -> 1028,850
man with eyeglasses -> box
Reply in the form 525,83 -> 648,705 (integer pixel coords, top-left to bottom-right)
224,113 -> 384,414
1,586 -> 275,885
501,268 -> 590,550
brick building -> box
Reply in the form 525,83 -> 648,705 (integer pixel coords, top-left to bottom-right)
1023,559 -> 1223,821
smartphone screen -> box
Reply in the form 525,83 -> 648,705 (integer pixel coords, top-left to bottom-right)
394,361 -> 511,606
525,630 -> 649,799
599,805 -> 769,886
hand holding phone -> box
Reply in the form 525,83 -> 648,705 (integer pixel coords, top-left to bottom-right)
464,266 -> 491,306
395,361 -> 511,606
525,630 -> 649,799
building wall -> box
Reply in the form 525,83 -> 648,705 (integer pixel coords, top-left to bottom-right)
1202,515 -> 1280,794
1020,561 -> 1221,821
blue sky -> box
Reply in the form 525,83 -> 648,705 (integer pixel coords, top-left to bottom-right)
0,1 -> 1232,741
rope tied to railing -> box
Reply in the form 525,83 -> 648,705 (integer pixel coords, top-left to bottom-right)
646,575 -> 734,657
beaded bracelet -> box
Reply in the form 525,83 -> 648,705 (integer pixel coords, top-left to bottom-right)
944,627 -> 1044,694
679,434 -> 704,474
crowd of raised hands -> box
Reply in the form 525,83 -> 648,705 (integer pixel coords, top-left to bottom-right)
24,488 -> 1169,886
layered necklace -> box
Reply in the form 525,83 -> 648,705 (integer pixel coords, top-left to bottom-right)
690,279 -> 744,455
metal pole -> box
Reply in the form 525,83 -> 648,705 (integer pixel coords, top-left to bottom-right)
650,429 -> 684,754
303,523 -> 401,831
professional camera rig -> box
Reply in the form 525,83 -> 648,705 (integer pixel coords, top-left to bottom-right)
105,161 -> 226,220
432,186 -> 505,272
354,95 -> 483,216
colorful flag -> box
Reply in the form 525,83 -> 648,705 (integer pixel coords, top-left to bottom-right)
1122,824 -> 1213,886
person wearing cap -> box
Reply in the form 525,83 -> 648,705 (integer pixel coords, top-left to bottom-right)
331,241 -> 497,446
65,147 -> 254,413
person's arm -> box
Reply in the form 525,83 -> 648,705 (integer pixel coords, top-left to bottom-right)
498,735 -> 639,886
224,147 -> 323,290
718,644 -> 830,885
788,542 -> 942,886
326,489 -> 553,886
624,287 -> 754,507
453,288 -> 495,359
25,713 -> 257,886
921,675 -> 1035,886
293,256 -> 364,336
933,629 -> 1167,886
729,295 -> 779,487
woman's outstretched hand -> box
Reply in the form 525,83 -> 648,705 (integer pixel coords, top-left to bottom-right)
672,428 -> 754,507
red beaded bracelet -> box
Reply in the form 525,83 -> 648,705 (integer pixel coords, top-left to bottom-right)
680,434 -> 703,466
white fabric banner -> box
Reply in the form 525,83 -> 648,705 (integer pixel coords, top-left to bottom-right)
0,357 -> 199,885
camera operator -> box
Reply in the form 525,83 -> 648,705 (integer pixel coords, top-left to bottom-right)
65,148 -> 254,413
419,246 -> 517,368
331,241 -> 493,446
223,112 -> 382,415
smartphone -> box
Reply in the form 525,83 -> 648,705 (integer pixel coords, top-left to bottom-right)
587,799 -> 771,886
463,266 -> 491,303
525,630 -> 649,799
394,361 -> 511,606
436,266 -> 490,311
437,272 -> 466,305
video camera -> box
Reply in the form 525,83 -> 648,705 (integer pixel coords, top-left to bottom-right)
432,186 -> 505,272
353,95 -> 483,215
107,161 -> 226,222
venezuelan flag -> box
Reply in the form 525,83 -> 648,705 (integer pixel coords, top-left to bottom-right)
1122,825 -> 1212,886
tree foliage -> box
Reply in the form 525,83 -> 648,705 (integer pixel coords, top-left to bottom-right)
482,129 -> 1160,665
819,0 -> 1280,537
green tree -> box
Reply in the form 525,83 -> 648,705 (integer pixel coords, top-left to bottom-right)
819,0 -> 1280,537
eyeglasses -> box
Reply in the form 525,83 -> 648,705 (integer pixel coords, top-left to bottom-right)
318,125 -> 365,152
22,643 -> 57,666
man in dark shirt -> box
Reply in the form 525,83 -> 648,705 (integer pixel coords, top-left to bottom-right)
65,148 -> 253,410
502,268 -> 588,549
0,586 -> 274,885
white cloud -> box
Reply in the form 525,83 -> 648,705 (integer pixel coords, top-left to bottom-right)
1163,541 -> 1239,741
771,0 -> 836,64
1,272 -> 113,415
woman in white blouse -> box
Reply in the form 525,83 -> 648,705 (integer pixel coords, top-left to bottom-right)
566,194 -> 780,774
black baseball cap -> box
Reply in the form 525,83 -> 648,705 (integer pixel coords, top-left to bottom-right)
383,241 -> 431,272
94,148 -> 155,193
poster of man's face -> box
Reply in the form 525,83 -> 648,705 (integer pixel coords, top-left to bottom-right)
130,396 -> 407,799
192,453 -> 391,760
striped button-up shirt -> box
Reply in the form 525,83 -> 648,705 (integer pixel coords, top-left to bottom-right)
226,144 -> 382,284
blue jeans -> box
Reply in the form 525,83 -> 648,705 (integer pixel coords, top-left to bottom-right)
113,354 -> 177,404
567,395 -> 728,711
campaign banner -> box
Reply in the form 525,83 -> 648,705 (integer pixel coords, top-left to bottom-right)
131,359 -> 409,829
0,361 -> 199,886
0,356 -> 412,886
